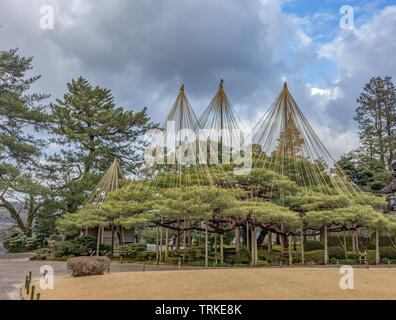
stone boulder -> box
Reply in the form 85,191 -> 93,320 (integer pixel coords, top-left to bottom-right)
67,256 -> 111,277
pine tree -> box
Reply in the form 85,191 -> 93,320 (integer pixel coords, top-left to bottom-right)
0,48 -> 49,236
355,76 -> 396,169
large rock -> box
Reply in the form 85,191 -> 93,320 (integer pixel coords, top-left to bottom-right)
67,256 -> 111,277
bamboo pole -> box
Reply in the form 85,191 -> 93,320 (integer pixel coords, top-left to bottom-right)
205,225 -> 208,268
288,235 -> 293,266
165,228 -> 169,261
324,225 -> 328,265
376,230 -> 380,265
300,228 -> 304,264
268,232 -> 272,253
220,234 -> 224,263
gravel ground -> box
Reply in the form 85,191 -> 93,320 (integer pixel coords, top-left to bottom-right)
0,253 -> 197,300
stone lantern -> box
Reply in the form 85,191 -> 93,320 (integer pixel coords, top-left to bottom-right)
382,160 -> 396,214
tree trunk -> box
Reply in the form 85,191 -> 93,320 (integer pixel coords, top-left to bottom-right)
288,235 -> 293,266
376,230 -> 380,265
159,217 -> 163,262
205,225 -> 208,268
165,228 -> 169,261
355,231 -> 359,254
300,228 -> 304,264
343,230 -> 347,259
235,227 -> 240,252
220,234 -> 224,263
257,229 -> 268,247
324,225 -> 328,265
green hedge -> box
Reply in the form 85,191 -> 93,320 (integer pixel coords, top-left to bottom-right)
304,250 -> 324,264
304,240 -> 324,252
379,246 -> 396,259
328,246 -> 345,259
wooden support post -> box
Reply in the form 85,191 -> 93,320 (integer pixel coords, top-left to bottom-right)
156,226 -> 159,264
251,227 -> 255,267
30,285 -> 35,300
96,226 -> 101,257
324,225 -> 328,265
165,227 -> 169,262
143,263 -> 145,272
343,230 -> 347,259
288,235 -> 293,266
268,232 -> 272,253
36,293 -> 40,300
235,227 -> 240,253
355,231 -> 359,254
183,217 -> 186,249
220,234 -> 224,264
246,221 -> 250,251
214,233 -> 218,264
352,230 -> 356,253
205,225 -> 208,268
188,221 -> 191,247
376,230 -> 380,265
300,228 -> 304,265
255,228 -> 258,266
111,222 -> 115,258
160,217 -> 163,262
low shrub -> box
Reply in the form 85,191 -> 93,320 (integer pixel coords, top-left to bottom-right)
233,245 -> 250,264
330,257 -> 337,264
382,257 -> 389,264
304,240 -> 324,252
347,252 -> 357,260
257,260 -> 269,266
366,250 -> 377,265
338,259 -> 357,265
304,250 -> 324,264
379,246 -> 396,259
135,251 -> 156,261
117,243 -> 146,259
54,237 -> 112,258
328,246 -> 345,259
3,233 -> 40,253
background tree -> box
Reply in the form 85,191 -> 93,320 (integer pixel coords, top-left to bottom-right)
0,48 -> 50,236
49,76 -> 156,213
354,76 -> 396,169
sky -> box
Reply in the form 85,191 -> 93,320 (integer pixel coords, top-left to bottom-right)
1,0 -> 395,159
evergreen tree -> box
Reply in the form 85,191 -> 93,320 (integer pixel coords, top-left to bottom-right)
355,76 -> 396,169
49,77 -> 157,213
0,48 -> 50,236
